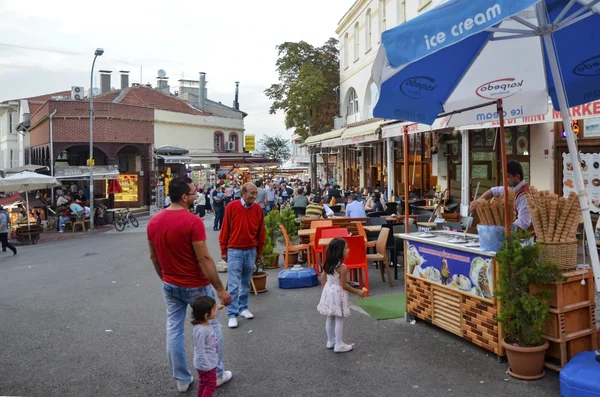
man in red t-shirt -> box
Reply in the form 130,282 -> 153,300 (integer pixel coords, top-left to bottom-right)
148,177 -> 233,393
219,182 -> 265,329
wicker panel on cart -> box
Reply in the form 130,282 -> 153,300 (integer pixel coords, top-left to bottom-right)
406,276 -> 432,322
538,241 -> 577,272
462,295 -> 500,354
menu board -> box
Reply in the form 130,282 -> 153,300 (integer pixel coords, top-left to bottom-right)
562,152 -> 600,213
406,241 -> 494,299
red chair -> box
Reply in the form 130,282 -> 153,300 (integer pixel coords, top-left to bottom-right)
321,228 -> 350,239
311,226 -> 340,273
343,236 -> 370,296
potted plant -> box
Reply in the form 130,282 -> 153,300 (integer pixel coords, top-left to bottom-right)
252,241 -> 269,293
495,231 -> 564,380
262,210 -> 281,269
278,206 -> 301,264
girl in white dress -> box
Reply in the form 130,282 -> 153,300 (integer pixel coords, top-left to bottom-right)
317,238 -> 367,353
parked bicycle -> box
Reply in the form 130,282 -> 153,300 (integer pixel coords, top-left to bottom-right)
114,208 -> 139,232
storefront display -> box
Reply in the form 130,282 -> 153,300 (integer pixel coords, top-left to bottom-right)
107,174 -> 139,204
562,152 -> 600,214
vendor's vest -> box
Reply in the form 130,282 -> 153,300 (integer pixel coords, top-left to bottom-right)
514,183 -> 535,236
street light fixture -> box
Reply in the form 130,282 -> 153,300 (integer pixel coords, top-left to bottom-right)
89,47 -> 104,231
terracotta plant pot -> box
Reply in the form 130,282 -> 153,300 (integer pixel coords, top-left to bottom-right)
287,252 -> 299,266
264,254 -> 280,269
252,272 -> 268,293
501,338 -> 549,380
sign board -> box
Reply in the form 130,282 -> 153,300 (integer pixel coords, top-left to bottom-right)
54,165 -> 119,180
584,117 -> 600,137
245,135 -> 256,152
562,152 -> 600,213
406,241 -> 494,299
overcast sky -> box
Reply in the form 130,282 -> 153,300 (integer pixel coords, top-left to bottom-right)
0,0 -> 354,140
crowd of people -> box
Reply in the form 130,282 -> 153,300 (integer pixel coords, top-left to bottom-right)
149,175 -> 394,395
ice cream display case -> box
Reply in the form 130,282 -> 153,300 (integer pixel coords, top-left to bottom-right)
107,173 -> 140,207
397,230 -> 505,357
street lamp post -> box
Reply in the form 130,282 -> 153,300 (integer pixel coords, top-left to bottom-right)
89,48 -> 104,231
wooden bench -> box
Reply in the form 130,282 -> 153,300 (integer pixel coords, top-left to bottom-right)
15,224 -> 43,244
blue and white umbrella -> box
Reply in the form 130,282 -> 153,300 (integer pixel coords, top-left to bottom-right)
372,0 -> 600,289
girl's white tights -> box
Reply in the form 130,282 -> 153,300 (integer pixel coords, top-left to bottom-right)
326,315 -> 344,346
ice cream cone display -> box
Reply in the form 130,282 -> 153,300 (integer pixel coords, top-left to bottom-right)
525,188 -> 579,271
473,190 -> 516,226
525,188 -> 580,243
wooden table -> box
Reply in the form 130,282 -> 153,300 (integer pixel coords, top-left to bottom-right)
363,225 -> 382,232
416,222 -> 437,228
417,206 -> 436,211
298,229 -> 315,237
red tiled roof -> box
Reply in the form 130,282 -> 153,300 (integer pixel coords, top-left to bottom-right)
28,90 -> 71,115
96,86 -> 212,116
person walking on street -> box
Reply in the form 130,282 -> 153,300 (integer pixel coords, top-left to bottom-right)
147,177 -> 233,393
0,206 -> 17,255
219,182 -> 265,329
212,186 -> 225,231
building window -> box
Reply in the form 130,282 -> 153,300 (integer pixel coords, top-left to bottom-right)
214,131 -> 225,152
346,88 -> 359,116
365,9 -> 372,52
399,1 -> 406,23
380,0 -> 386,32
229,132 -> 239,152
9,112 -> 16,134
418,0 -> 432,11
354,22 -> 360,61
344,33 -> 349,68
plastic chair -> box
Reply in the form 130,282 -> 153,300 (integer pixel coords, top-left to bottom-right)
385,202 -> 398,215
312,226 -> 340,274
367,211 -> 388,218
356,223 -> 377,249
366,227 -> 392,287
310,220 -> 333,230
343,236 -> 369,296
293,207 -> 306,217
280,224 -> 312,270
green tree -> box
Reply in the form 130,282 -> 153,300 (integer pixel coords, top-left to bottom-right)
256,135 -> 291,165
265,38 -> 339,141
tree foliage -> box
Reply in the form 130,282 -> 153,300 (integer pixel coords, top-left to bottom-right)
265,38 -> 339,141
256,135 -> 291,164
495,231 -> 565,347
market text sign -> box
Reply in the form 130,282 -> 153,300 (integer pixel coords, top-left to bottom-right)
406,241 -> 494,299
482,100 -> 600,127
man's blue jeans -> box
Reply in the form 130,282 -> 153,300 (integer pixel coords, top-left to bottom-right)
162,282 -> 224,386
227,248 -> 256,319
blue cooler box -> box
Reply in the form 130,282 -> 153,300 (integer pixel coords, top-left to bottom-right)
560,351 -> 600,397
278,267 -> 318,289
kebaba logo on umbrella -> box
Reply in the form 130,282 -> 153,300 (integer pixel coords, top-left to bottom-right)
400,76 -> 438,99
573,55 -> 600,77
475,78 -> 523,100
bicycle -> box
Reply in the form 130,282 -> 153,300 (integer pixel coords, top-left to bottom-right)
114,208 -> 139,232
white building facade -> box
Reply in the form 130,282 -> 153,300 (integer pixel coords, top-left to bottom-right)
0,99 -> 27,170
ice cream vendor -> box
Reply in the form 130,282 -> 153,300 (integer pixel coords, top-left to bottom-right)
469,160 -> 533,232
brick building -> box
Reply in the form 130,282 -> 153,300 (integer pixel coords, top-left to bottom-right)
27,93 -> 154,207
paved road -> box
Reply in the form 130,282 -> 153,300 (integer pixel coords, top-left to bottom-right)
0,215 -> 560,396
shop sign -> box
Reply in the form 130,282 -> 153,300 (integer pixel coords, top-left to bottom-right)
406,241 -> 494,299
245,135 -> 256,152
584,116 -> 600,137
341,133 -> 380,146
54,165 -> 119,178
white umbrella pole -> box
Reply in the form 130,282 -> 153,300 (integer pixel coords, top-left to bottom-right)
26,189 -> 31,245
539,4 -> 600,292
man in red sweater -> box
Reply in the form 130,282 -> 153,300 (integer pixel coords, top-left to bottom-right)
219,182 -> 265,328
148,177 -> 233,392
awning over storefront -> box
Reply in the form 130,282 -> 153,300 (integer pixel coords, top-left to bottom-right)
304,128 -> 346,146
189,156 -> 220,165
340,120 -> 382,145
54,165 -> 120,180
382,100 -> 600,137
156,155 -> 193,164
321,138 -> 343,148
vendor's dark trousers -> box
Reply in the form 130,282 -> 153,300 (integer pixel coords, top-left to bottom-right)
0,232 -> 17,254
213,207 -> 224,230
